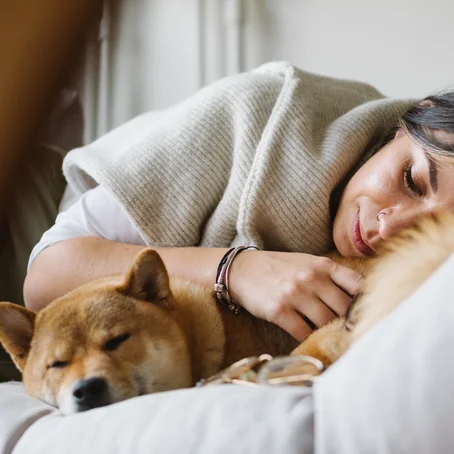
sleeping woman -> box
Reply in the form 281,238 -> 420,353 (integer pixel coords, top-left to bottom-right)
25,62 -> 454,342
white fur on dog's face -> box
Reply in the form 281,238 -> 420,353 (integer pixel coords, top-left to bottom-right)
334,129 -> 454,258
23,287 -> 193,415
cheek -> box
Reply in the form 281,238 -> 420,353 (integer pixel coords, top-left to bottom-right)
343,158 -> 400,210
349,168 -> 385,199
142,338 -> 193,391
23,370 -> 61,408
22,358 -> 58,406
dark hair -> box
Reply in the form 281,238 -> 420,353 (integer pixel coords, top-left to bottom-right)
399,91 -> 454,158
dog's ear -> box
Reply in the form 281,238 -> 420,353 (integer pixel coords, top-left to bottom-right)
119,249 -> 172,309
0,302 -> 36,372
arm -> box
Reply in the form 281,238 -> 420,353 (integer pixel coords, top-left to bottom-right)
24,237 -> 362,342
24,239 -> 227,312
24,187 -> 362,342
24,186 -> 227,309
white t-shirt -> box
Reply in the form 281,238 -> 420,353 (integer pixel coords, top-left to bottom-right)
28,186 -> 145,270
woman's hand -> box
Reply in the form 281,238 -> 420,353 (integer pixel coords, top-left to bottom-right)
228,250 -> 363,342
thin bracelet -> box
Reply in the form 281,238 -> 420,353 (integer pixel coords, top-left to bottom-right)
214,248 -> 235,304
214,246 -> 259,314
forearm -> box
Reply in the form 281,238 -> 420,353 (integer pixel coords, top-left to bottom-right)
24,237 -> 228,311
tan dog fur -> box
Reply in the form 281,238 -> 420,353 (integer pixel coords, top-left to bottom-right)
0,211 -> 453,413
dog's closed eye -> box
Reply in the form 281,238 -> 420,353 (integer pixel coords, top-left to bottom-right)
103,333 -> 131,352
48,360 -> 69,369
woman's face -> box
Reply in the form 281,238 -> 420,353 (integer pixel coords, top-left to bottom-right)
333,129 -> 454,257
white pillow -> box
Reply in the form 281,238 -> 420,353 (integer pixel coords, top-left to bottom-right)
1,383 -> 314,454
314,252 -> 454,453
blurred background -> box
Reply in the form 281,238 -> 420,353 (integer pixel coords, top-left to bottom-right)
79,0 -> 454,143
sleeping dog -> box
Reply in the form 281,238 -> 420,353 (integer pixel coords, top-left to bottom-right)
0,211 -> 452,413
0,249 -> 298,413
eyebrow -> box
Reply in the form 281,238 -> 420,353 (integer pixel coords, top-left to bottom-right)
423,151 -> 438,193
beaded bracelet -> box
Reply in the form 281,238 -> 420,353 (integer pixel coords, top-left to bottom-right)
214,246 -> 259,314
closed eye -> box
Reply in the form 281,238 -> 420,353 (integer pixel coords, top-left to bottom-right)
48,360 -> 69,369
404,164 -> 423,197
103,333 -> 131,352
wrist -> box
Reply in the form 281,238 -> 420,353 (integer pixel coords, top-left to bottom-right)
221,247 -> 259,308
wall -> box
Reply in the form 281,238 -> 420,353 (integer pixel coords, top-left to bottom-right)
253,0 -> 454,98
81,0 -> 454,142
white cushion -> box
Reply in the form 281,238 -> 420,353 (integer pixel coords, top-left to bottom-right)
2,384 -> 313,454
315,252 -> 454,453
0,382 -> 53,452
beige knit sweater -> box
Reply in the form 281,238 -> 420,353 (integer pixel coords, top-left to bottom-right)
63,62 -> 412,254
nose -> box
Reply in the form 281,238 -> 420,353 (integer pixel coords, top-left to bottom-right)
378,206 -> 428,241
72,377 -> 110,412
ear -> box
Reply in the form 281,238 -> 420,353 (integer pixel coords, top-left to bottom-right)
394,127 -> 406,139
119,249 -> 172,309
0,302 -> 36,372
418,99 -> 434,108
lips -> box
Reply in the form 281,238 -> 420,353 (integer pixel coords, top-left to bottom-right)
351,215 -> 373,256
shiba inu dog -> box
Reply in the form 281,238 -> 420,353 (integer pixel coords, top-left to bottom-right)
0,211 -> 452,413
0,250 -> 299,414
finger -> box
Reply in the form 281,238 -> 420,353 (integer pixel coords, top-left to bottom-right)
293,297 -> 337,328
329,263 -> 363,296
272,307 -> 314,342
317,284 -> 352,317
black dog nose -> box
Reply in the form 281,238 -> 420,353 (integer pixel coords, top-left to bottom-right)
72,377 -> 109,411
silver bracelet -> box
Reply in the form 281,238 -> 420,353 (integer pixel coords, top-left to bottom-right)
214,246 -> 259,314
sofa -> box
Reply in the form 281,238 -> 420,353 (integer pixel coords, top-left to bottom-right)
1,251 -> 454,453
0,89 -> 82,383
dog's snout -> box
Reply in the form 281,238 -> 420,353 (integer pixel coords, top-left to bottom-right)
72,377 -> 110,411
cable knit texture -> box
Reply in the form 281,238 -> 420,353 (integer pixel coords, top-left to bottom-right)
63,62 -> 412,253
